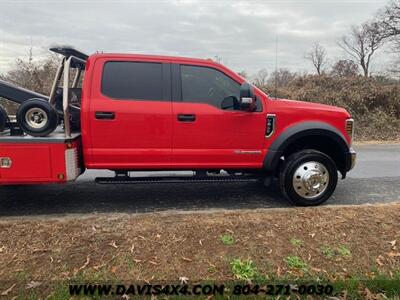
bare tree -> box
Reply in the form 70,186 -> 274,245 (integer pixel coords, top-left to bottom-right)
304,42 -> 327,75
237,70 -> 248,79
252,68 -> 268,88
267,68 -> 297,87
377,0 -> 400,41
376,0 -> 400,74
0,50 -> 59,95
0,47 -> 60,114
331,60 -> 359,77
338,22 -> 384,77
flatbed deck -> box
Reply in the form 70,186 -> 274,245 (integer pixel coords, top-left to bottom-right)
0,128 -> 81,143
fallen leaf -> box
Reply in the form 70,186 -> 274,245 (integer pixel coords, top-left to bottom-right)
309,233 -> 315,238
199,240 -> 203,246
389,240 -> 397,247
111,266 -> 118,274
1,284 -> 16,296
179,276 -> 189,284
133,258 -> 142,263
91,225 -> 97,232
138,235 -> 146,240
311,267 -> 322,272
108,241 -> 118,249
149,260 -> 158,265
74,255 -> 90,274
155,233 -> 161,239
122,294 -> 130,300
130,244 -> 135,253
376,255 -> 385,266
143,275 -> 155,285
0,246 -> 6,252
363,287 -> 374,300
182,256 -> 192,262
387,252 -> 400,257
25,281 -> 42,290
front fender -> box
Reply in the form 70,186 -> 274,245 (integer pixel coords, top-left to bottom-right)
263,121 -> 350,175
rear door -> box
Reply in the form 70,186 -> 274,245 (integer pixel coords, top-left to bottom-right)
86,58 -> 172,169
171,64 -> 266,169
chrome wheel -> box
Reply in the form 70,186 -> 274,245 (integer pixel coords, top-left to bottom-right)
25,107 -> 48,129
292,161 -> 329,199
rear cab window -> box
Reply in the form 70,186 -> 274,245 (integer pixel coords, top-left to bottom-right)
101,61 -> 170,101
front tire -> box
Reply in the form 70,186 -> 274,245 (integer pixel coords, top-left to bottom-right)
279,149 -> 338,206
16,98 -> 58,137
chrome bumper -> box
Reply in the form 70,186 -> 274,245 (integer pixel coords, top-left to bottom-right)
348,147 -> 357,171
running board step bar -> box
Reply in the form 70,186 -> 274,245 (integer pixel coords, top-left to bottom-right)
95,175 -> 261,184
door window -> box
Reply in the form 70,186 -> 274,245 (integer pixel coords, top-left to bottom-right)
180,65 -> 241,110
102,61 -> 163,101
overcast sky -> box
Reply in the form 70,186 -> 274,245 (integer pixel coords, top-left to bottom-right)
0,0 -> 390,76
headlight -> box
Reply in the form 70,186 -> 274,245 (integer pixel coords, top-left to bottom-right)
346,118 -> 354,144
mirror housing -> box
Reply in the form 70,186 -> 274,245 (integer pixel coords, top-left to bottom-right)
239,82 -> 257,112
221,96 -> 240,110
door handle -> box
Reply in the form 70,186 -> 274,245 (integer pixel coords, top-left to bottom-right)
177,114 -> 196,122
95,111 -> 115,120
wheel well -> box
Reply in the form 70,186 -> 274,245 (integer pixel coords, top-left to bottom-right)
280,135 -> 346,176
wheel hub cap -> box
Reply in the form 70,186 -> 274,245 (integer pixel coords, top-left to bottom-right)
25,108 -> 48,129
292,161 -> 329,199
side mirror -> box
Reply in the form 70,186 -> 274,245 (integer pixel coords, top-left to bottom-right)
240,82 -> 257,112
221,96 -> 240,110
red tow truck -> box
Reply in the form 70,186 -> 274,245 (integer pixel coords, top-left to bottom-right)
0,47 -> 356,206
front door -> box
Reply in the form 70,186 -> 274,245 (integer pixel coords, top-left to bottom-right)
86,58 -> 172,169
171,64 -> 266,169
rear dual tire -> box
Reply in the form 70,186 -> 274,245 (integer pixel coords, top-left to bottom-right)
279,149 -> 338,206
16,99 -> 58,137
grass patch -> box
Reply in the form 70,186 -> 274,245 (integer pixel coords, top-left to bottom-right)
290,238 -> 303,247
230,258 -> 258,280
337,245 -> 351,257
320,245 -> 335,258
320,244 -> 351,259
284,255 -> 308,271
220,234 -> 234,245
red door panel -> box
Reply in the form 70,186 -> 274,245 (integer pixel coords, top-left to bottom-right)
172,102 -> 266,168
84,58 -> 172,169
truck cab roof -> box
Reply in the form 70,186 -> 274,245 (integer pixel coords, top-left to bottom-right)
88,52 -> 223,66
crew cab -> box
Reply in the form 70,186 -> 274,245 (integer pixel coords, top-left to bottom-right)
0,47 -> 356,206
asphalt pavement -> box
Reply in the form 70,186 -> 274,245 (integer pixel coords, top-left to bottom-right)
0,144 -> 399,217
